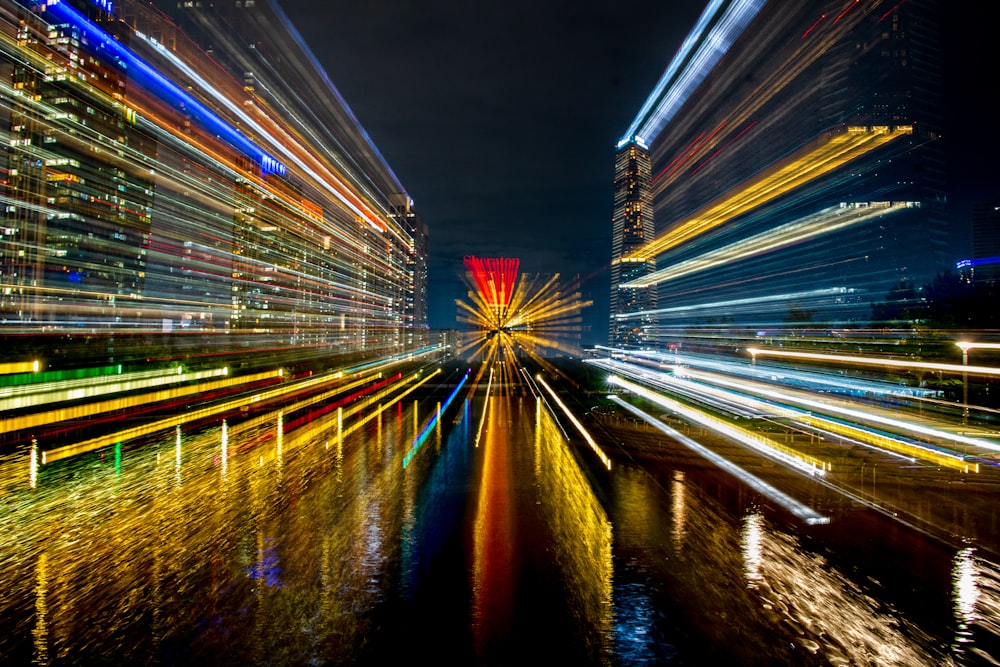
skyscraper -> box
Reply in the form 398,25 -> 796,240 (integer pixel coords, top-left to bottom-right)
614,0 -> 946,338
609,138 -> 656,347
967,202 -> 1000,283
2,0 -> 156,327
1,0 -> 428,360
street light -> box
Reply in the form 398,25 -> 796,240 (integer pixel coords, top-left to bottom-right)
954,341 -> 1000,425
956,341 -> 972,424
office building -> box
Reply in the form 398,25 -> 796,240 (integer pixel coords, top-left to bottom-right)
1,0 -> 428,359
614,0 -> 946,338
609,138 -> 657,347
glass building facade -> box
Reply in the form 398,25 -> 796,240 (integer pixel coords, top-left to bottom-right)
609,138 -> 656,347
614,0 -> 946,340
1,0 -> 427,361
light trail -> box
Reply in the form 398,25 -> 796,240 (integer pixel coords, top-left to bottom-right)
608,395 -> 830,525
672,363 -> 977,471
613,287 -> 852,320
38,368 -> 300,463
0,360 -> 39,376
746,347 -> 1000,378
606,373 -> 828,477
1,0 -> 423,352
597,346 -> 941,398
647,0 -> 897,201
42,1 -> 286,175
536,375 -> 611,470
340,369 -> 442,441
404,369 -> 470,468
622,202 -> 910,289
0,366 -> 227,412
624,126 -> 913,261
2,368 -> 281,436
596,353 -> 991,470
475,366 -> 495,448
684,365 -> 1000,456
620,0 -> 767,144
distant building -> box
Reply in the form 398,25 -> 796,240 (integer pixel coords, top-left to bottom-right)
389,193 -> 429,347
614,0 -> 946,337
609,138 -> 657,347
963,202 -> 1000,283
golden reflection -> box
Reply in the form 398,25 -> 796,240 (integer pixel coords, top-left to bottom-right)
671,470 -> 686,555
534,399 -> 614,657
435,402 -> 442,451
536,374 -> 611,469
474,367 -> 494,448
471,397 -> 514,654
29,439 -> 38,490
276,412 -> 284,473
740,508 -> 764,589
221,419 -> 229,480
953,547 -> 979,646
748,519 -> 948,663
32,551 -> 48,667
952,547 -> 1000,658
175,425 -> 182,487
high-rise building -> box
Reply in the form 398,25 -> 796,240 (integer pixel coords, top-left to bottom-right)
609,138 -> 656,347
2,0 -> 156,327
1,0 -> 428,360
966,202 -> 1000,283
615,0 -> 946,338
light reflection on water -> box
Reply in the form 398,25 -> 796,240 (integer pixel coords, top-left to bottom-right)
4,374 -> 1000,665
2,382 -> 622,665
0,382 -> 422,664
952,547 -> 1000,663
533,399 -> 614,662
741,507 -> 764,588
609,460 -> 1000,665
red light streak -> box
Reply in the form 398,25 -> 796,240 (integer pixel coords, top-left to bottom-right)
834,0 -> 861,24
878,0 -> 909,22
687,120 -> 758,178
801,13 -> 827,39
464,256 -> 520,310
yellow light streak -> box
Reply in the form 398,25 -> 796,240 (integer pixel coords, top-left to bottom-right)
0,366 -> 227,412
609,374 -> 828,476
38,366 -> 378,463
623,202 -> 910,288
627,126 -> 912,261
341,369 -> 442,440
223,372 -> 380,442
3,369 -> 280,436
475,366 -> 495,448
745,347 -> 1000,377
0,360 -> 40,375
793,413 -> 974,473
536,375 -> 611,470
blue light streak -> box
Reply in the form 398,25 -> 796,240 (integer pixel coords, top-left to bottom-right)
403,369 -> 470,468
619,0 -> 767,146
44,0 -> 287,176
957,256 -> 1000,269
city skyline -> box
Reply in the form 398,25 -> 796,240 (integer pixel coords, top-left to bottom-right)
4,3 -> 1000,664
281,0 -> 997,341
612,0 -> 953,344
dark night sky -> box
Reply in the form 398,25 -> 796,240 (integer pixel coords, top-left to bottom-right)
278,0 -> 997,343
